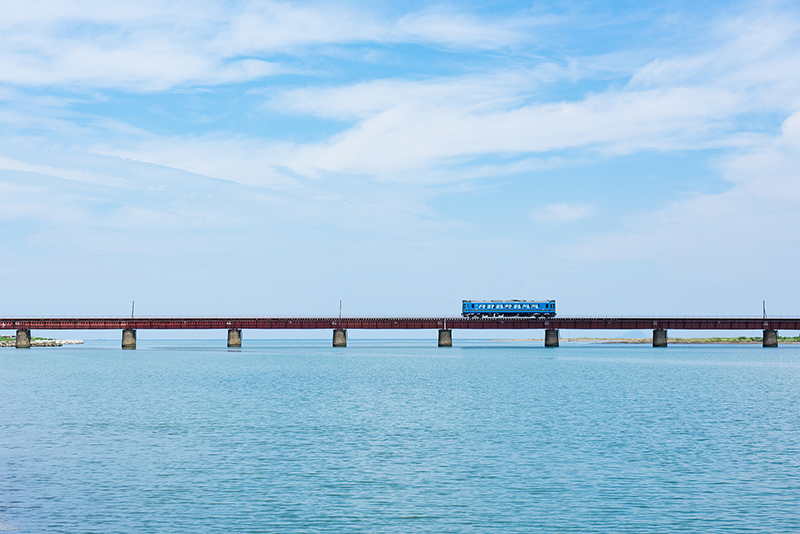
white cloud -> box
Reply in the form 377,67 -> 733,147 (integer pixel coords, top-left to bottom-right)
0,0 -> 540,90
565,110 -> 800,264
216,1 -> 547,54
240,7 -> 800,183
4,2 -> 800,316
90,135 -> 298,188
0,156 -> 131,187
86,66 -> 792,188
395,7 -> 547,49
264,68 -> 565,120
268,85 -> 748,181
530,203 -> 592,223
629,11 -> 800,109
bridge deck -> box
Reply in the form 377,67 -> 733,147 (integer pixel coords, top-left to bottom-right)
1,317 -> 798,330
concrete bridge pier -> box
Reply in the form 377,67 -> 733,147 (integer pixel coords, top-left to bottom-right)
438,329 -> 452,347
653,329 -> 668,347
544,329 -> 559,347
227,328 -> 242,348
763,329 -> 778,347
333,329 -> 347,347
15,329 -> 31,349
122,329 -> 136,350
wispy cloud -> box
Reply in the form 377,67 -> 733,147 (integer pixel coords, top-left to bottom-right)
260,85 -> 749,182
565,110 -> 800,264
0,0 -> 542,90
530,203 -> 593,223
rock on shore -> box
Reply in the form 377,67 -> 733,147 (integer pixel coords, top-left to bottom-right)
0,339 -> 84,347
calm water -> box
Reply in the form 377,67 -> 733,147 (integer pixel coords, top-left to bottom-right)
2,340 -> 799,533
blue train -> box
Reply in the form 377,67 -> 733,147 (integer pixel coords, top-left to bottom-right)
462,300 -> 556,317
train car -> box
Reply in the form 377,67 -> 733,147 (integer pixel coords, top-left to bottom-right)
462,300 -> 556,317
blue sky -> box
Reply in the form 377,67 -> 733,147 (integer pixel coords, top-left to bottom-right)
2,0 -> 800,331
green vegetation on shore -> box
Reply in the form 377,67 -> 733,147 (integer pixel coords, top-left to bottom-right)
692,335 -> 800,343
564,335 -> 800,344
686,335 -> 800,343
495,336 -> 800,343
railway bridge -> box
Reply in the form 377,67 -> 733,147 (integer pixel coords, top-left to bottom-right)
2,316 -> 798,349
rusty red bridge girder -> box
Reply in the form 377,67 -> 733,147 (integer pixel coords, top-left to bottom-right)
1,317 -> 798,331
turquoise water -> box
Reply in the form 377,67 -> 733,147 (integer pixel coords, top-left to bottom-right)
2,340 -> 799,533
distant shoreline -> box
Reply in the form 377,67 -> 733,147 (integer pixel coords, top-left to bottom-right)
487,337 -> 800,344
0,338 -> 84,347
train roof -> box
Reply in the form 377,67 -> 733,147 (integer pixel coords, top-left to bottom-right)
462,299 -> 555,302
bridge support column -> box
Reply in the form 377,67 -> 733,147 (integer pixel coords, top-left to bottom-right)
227,328 -> 242,348
438,329 -> 452,347
544,329 -> 559,348
763,329 -> 778,347
333,329 -> 347,347
653,329 -> 668,347
15,329 -> 31,349
122,329 -> 136,350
